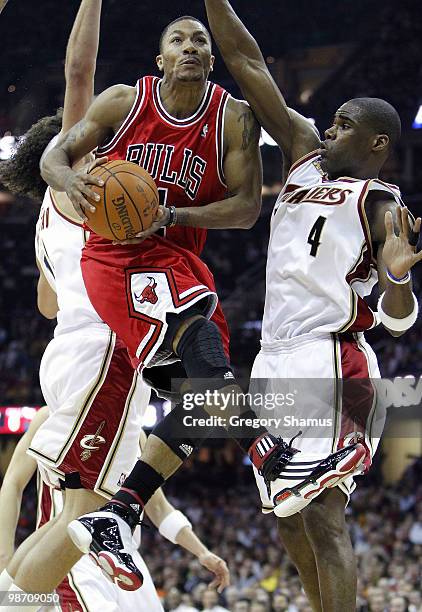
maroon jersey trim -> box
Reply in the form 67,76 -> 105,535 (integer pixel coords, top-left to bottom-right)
152,77 -> 215,127
97,79 -> 145,155
285,150 -> 320,180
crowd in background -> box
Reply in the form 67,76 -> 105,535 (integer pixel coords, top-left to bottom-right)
1,0 -> 422,609
7,450 -> 420,611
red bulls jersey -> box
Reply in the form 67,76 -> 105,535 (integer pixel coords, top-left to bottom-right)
96,76 -> 230,256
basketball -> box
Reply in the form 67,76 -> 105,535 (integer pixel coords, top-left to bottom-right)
85,161 -> 159,241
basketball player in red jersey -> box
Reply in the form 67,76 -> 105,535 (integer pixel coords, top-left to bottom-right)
42,16 -> 366,589
204,1 -> 422,610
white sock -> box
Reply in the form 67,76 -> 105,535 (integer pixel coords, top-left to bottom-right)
0,583 -> 44,612
0,569 -> 13,590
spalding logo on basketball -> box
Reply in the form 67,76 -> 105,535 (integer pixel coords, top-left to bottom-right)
85,160 -> 159,241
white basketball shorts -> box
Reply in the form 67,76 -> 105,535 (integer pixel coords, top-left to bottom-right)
250,332 -> 383,513
28,328 -> 150,498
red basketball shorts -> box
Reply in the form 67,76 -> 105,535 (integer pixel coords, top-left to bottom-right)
81,236 -> 229,370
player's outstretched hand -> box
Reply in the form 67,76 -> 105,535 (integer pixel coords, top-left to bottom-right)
112,206 -> 168,245
64,156 -> 108,222
383,206 -> 422,278
198,551 -> 230,593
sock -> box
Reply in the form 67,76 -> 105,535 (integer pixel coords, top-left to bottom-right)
111,460 -> 164,518
0,569 -> 13,591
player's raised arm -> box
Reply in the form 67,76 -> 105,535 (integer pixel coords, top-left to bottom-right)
61,0 -> 103,133
40,85 -> 135,219
204,0 -> 319,166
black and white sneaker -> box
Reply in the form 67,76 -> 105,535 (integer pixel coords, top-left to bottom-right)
67,503 -> 143,591
271,443 -> 366,517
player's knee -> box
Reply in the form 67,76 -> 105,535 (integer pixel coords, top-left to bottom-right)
173,316 -> 233,388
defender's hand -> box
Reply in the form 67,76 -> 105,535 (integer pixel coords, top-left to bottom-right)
383,206 -> 422,278
65,156 -> 108,221
198,551 -> 230,593
112,206 -> 168,245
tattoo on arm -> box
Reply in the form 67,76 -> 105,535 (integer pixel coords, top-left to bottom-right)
237,109 -> 258,150
66,119 -> 87,146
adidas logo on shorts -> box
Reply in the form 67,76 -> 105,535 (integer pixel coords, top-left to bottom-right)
180,444 -> 193,457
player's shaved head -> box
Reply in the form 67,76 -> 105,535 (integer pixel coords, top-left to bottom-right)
159,16 -> 211,52
340,97 -> 401,148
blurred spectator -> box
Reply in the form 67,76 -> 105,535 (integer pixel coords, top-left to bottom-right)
202,588 -> 229,612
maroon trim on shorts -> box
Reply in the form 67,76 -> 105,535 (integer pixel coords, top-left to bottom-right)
56,574 -> 84,612
337,336 -> 373,471
56,346 -> 134,490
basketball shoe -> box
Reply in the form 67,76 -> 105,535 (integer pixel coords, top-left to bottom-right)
67,502 -> 143,591
269,442 -> 366,517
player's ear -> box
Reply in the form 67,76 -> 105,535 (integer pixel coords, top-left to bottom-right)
156,54 -> 164,71
209,55 -> 215,72
372,133 -> 389,153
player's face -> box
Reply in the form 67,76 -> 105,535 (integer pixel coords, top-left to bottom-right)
156,20 -> 214,84
320,104 -> 375,178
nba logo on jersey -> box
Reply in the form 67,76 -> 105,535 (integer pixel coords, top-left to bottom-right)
201,124 -> 209,138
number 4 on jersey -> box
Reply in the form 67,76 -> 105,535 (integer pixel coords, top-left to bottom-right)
307,216 -> 327,257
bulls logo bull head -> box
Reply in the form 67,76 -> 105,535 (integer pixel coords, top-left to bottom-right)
135,276 -> 158,305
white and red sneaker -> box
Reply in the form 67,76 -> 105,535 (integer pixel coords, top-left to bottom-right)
271,443 -> 366,517
67,503 -> 143,591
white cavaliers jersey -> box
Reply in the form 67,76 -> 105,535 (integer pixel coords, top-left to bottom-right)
35,188 -> 105,336
262,151 -> 402,344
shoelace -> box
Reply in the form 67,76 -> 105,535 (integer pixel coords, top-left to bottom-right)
288,430 -> 303,449
263,431 -> 303,497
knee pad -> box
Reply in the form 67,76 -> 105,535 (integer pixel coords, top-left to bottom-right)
152,402 -> 214,460
175,317 -> 234,393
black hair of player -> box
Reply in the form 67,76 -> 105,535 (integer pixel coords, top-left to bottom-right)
159,16 -> 212,53
0,108 -> 63,202
348,97 -> 402,148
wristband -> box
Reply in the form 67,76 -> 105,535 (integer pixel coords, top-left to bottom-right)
386,269 -> 411,285
158,510 -> 191,544
165,206 -> 177,228
377,292 -> 418,332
